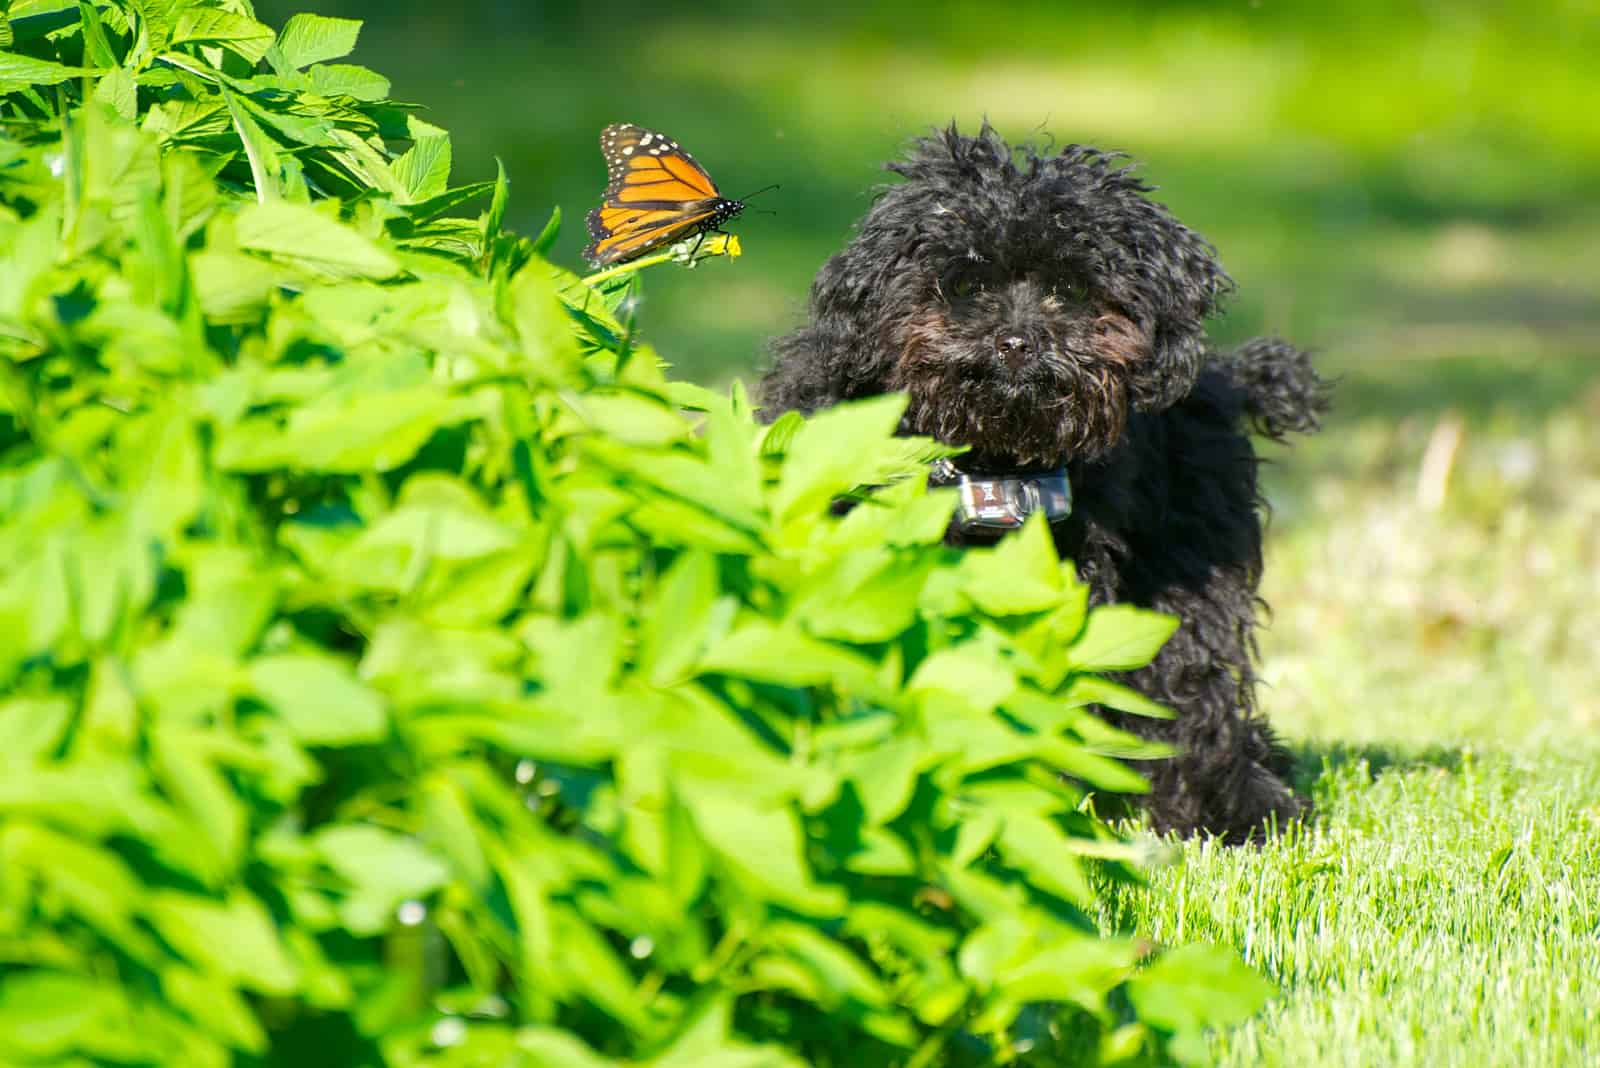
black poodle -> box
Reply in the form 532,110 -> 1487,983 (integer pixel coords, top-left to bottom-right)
761,123 -> 1328,842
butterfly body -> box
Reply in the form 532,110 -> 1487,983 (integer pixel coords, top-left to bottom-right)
583,124 -> 746,267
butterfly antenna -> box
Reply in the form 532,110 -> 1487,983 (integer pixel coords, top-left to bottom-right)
737,183 -> 781,203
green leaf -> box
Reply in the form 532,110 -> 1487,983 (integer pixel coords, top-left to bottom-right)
167,547 -> 276,656
392,118 -> 452,202
160,964 -> 267,1052
152,726 -> 247,879
0,52 -> 87,95
217,386 -> 477,473
993,813 -> 1102,906
958,512 -> 1063,615
1066,604 -> 1180,671
699,620 -> 876,691
508,259 -> 578,362
1126,943 -> 1276,1033
146,890 -> 301,994
0,972 -> 142,1061
0,696 -> 72,760
515,1029 -> 621,1068
990,932 -> 1143,1013
574,390 -> 690,447
420,772 -> 490,888
483,157 -> 510,254
766,921 -> 893,1009
585,440 -> 763,536
771,394 -> 909,523
794,549 -> 934,643
248,653 -> 387,745
638,550 -> 722,685
0,546 -> 68,671
77,2 -> 119,67
684,792 -> 846,916
0,823 -> 157,964
172,9 -> 275,63
220,85 -> 284,202
649,998 -> 809,1068
908,646 -> 1016,713
533,204 -> 562,256
485,835 -> 559,990
312,824 -> 452,935
308,62 -> 390,100
274,13 -> 363,69
838,736 -> 939,825
235,200 -> 401,278
1061,673 -> 1175,719
190,249 -> 293,320
358,474 -> 519,561
92,67 -> 138,122
552,905 -> 653,1031
1049,742 -> 1153,794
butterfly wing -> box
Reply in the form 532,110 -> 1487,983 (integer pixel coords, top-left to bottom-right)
585,204 -> 728,266
583,123 -> 744,266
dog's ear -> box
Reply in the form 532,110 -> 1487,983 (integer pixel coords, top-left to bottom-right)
1134,222 -> 1234,411
1152,219 -> 1234,324
1037,147 -> 1236,412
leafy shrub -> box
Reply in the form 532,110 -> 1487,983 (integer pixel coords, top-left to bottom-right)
0,3 -> 1270,1065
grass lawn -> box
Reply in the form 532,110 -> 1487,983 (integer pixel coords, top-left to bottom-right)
1100,351 -> 1600,1067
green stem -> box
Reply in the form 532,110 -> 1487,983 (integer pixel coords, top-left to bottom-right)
579,249 -> 675,287
579,233 -> 740,286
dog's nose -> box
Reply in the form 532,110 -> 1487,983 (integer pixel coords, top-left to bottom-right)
998,334 -> 1030,369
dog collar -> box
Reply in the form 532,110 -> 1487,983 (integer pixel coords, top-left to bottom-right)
928,459 -> 1073,533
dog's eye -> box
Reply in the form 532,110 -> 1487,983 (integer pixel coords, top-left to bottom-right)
1055,279 -> 1089,302
944,270 -> 982,300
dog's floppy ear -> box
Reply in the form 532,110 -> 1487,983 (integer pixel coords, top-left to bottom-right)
1134,221 -> 1235,411
1036,146 -> 1236,412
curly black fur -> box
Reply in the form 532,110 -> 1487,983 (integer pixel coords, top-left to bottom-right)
762,123 -> 1331,842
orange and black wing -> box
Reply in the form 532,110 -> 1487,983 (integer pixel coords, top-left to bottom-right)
583,123 -> 745,267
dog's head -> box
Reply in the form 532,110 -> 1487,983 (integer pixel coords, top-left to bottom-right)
799,123 -> 1232,464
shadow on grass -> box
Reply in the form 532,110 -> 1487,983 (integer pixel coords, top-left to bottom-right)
1290,740 -> 1466,796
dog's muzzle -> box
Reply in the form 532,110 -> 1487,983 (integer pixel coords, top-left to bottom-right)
929,459 -> 1073,533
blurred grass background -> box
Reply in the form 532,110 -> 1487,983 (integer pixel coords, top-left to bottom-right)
252,3 -> 1600,1062
256,0 -> 1600,384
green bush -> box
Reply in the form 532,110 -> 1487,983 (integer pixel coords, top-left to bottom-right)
0,3 -> 1270,1065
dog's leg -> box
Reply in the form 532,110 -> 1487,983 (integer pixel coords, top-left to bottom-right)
1118,595 -> 1303,843
1079,367 -> 1305,842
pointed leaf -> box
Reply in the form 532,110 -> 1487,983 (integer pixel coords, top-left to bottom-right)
236,200 -> 401,278
1066,605 -> 1179,671
275,13 -> 362,69
1126,943 -> 1276,1033
248,653 -> 387,745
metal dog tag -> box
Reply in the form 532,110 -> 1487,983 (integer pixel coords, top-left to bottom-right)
929,460 -> 1073,533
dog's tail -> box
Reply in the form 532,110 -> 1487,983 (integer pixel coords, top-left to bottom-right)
1215,337 -> 1331,439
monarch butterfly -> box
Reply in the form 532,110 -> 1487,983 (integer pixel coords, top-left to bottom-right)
583,123 -> 747,267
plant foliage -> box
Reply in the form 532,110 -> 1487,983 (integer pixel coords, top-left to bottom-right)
0,2 -> 1270,1065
